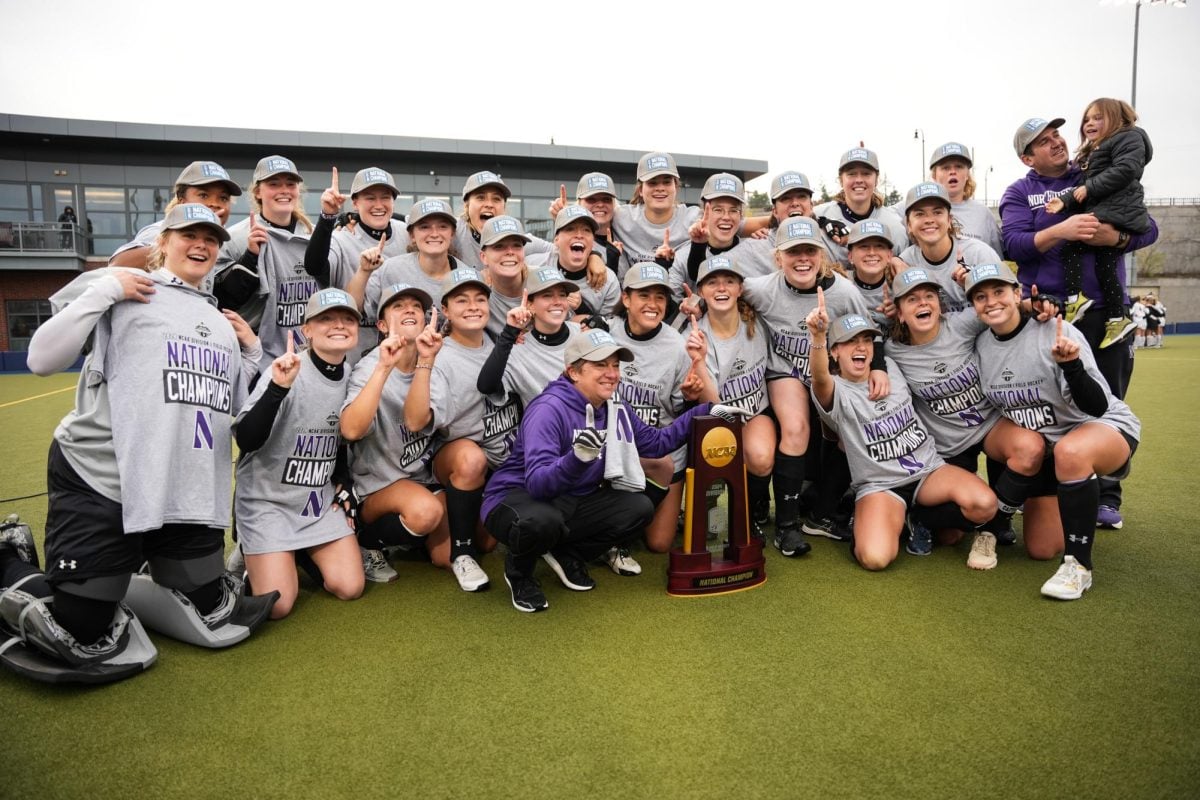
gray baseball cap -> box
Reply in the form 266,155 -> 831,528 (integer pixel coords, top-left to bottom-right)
697,255 -> 743,285
479,215 -> 532,247
775,216 -> 822,251
1013,117 -> 1066,157
253,155 -> 302,184
577,172 -> 616,199
929,142 -> 973,169
161,203 -> 230,242
891,267 -> 942,300
564,329 -> 634,366
829,314 -> 883,345
701,173 -> 744,203
462,170 -> 511,200
622,262 -> 671,291
637,152 -> 679,182
304,288 -> 360,322
378,282 -> 433,315
846,219 -> 894,248
963,262 -> 1020,295
406,198 -> 457,230
525,267 -> 579,297
175,161 -> 241,196
351,167 -> 399,197
903,182 -> 952,216
441,267 -> 491,299
838,147 -> 880,172
770,171 -> 814,200
553,204 -> 598,234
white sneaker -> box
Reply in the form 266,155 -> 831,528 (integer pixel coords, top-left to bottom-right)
1040,556 -> 1092,600
604,546 -> 642,576
224,545 -> 245,576
451,555 -> 490,592
360,547 -> 398,584
967,532 -> 997,570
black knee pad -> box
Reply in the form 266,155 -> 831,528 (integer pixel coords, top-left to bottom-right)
56,574 -> 132,603
146,551 -> 224,593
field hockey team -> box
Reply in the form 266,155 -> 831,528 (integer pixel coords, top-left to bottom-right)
0,104 -> 1151,682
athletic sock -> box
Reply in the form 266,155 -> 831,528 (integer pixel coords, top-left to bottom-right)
772,452 -> 805,528
1058,475 -> 1099,570
993,467 -> 1036,515
51,590 -> 118,645
643,480 -> 669,509
1,554 -> 50,598
913,502 -> 976,532
747,473 -> 771,518
359,513 -> 420,549
814,444 -> 851,518
183,579 -> 224,616
444,484 -> 483,562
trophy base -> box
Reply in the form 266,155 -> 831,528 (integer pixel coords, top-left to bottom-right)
667,543 -> 766,597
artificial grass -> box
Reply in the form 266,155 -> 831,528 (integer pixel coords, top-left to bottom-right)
2,340 -> 1198,800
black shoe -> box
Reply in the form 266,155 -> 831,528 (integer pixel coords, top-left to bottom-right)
773,524 -> 811,557
830,515 -> 854,543
504,573 -> 548,613
541,552 -> 595,591
802,515 -> 838,539
994,522 -> 1017,547
752,498 -> 771,527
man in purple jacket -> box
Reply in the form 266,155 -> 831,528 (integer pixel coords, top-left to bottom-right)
1000,116 -> 1159,530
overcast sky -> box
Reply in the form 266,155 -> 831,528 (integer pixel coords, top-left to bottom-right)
2,0 -> 1197,202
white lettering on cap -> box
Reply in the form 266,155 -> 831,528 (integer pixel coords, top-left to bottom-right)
786,220 -> 815,238
183,205 -> 218,223
903,269 -> 931,284
714,178 -> 738,192
1025,118 -> 1046,131
587,176 -> 610,189
974,264 -> 1002,279
364,169 -> 391,184
645,156 -> 670,170
321,290 -> 352,306
265,158 -> 294,173
494,218 -> 518,233
780,173 -> 804,186
640,265 -> 667,281
862,221 -> 885,235
200,163 -> 230,179
536,269 -> 557,283
917,184 -> 942,198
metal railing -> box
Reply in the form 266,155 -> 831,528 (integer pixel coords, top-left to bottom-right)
0,221 -> 87,255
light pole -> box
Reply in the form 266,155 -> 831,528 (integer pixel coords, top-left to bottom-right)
913,129 -> 925,181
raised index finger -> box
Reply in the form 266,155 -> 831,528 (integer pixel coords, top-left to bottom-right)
521,289 -> 529,306
378,231 -> 387,251
817,285 -> 826,310
559,184 -> 567,205
429,305 -> 438,330
286,333 -> 295,356
331,167 -> 339,193
663,229 -> 670,247
1056,314 -> 1063,340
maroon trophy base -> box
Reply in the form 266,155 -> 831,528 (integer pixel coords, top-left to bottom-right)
667,541 -> 766,597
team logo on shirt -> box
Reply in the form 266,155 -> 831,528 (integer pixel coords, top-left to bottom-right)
862,403 -> 928,466
934,361 -> 947,374
282,434 -> 338,487
1001,368 -> 1014,383
326,412 -> 340,427
195,322 -> 211,339
164,338 -> 232,414
277,275 -> 319,327
624,363 -> 640,377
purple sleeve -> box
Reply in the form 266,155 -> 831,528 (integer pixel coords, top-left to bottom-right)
999,182 -> 1040,264
632,402 -> 712,458
1130,215 -> 1159,251
522,401 -> 594,500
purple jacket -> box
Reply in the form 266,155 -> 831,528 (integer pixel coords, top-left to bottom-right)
481,375 -> 710,521
999,165 -> 1158,302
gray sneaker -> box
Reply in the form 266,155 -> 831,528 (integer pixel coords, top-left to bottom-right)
360,547 -> 398,583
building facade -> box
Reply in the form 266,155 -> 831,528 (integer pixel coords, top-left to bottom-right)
0,114 -> 767,360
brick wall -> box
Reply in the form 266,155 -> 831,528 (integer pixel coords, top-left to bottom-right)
0,270 -> 87,350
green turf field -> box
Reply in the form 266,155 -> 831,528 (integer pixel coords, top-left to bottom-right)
3,339 -> 1198,800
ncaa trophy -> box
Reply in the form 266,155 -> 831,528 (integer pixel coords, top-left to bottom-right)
668,415 -> 766,596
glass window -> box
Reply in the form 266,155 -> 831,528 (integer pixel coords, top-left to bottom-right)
131,212 -> 161,233
6,299 -> 53,352
0,183 -> 28,208
522,197 -> 552,221
128,186 -> 170,217
395,195 -> 414,214
84,186 -> 126,211
87,212 -> 127,237
53,188 -> 77,220
0,209 -> 29,223
90,237 -> 122,258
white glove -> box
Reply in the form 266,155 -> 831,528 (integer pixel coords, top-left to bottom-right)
572,428 -> 606,462
711,404 -> 753,423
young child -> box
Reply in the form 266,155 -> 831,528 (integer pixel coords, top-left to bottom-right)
1045,98 -> 1152,349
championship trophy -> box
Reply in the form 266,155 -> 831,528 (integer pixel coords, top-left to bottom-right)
667,415 -> 766,596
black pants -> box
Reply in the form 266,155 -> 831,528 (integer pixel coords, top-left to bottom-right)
485,488 -> 654,579
1073,304 -> 1135,509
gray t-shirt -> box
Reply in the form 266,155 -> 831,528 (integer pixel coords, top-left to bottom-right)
502,323 -> 580,407
812,201 -> 907,265
743,271 -> 872,384
696,315 -> 770,416
884,311 -> 997,457
951,199 -> 1003,258
666,238 -> 762,301
899,237 -> 1001,313
526,252 -> 620,317
974,319 -> 1141,444
343,350 -> 436,494
487,288 -> 524,341
428,337 -> 521,469
98,271 -> 245,531
364,253 -> 456,324
452,225 -> 552,269
234,356 -> 351,554
328,221 -> 411,290
814,357 -> 945,501
256,225 -> 315,365
609,320 -> 692,471
845,269 -> 891,334
612,203 -> 702,275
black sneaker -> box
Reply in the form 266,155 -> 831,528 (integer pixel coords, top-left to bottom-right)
504,573 -> 548,613
830,515 -> 854,543
773,524 -> 811,557
905,513 -> 933,556
802,515 -> 837,539
752,498 -> 771,527
542,552 -> 596,591
993,521 -> 1017,546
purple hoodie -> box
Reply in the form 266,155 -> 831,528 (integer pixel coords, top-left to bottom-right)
999,164 -> 1158,302
481,374 -> 711,521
